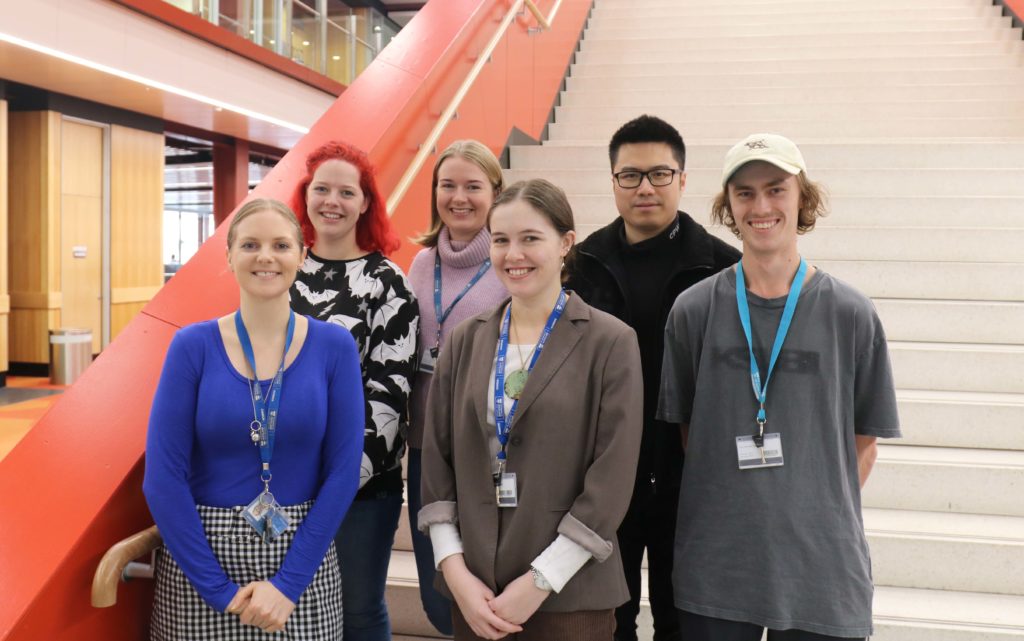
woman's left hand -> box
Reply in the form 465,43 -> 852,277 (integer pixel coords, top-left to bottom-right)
237,581 -> 296,633
489,572 -> 551,625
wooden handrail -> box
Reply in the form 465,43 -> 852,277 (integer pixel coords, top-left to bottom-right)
91,525 -> 162,608
385,0 -> 565,215
523,0 -> 551,30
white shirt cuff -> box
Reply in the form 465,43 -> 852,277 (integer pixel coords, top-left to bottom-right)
428,522 -> 463,569
530,534 -> 592,593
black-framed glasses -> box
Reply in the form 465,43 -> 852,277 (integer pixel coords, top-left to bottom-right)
613,168 -> 681,188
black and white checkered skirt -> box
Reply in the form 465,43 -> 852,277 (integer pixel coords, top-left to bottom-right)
151,501 -> 342,640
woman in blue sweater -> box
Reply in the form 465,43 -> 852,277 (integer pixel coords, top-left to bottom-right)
144,198 -> 364,639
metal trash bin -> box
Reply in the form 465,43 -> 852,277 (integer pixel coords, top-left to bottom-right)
50,328 -> 93,385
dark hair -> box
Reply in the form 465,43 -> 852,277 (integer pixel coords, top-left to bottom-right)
608,115 -> 686,170
290,141 -> 400,255
711,171 -> 829,238
488,179 -> 576,282
227,198 -> 304,249
415,140 -> 504,247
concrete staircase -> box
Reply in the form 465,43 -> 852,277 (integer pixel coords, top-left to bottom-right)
387,0 -> 1024,638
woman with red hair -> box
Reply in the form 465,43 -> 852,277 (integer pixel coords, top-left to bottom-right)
289,141 -> 419,641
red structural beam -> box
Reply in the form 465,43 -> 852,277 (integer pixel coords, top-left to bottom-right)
0,0 -> 593,639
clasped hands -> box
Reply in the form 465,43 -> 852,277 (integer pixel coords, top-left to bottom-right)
441,554 -> 551,640
226,580 -> 296,634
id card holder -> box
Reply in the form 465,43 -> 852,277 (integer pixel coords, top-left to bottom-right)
243,492 -> 273,535
263,504 -> 292,542
496,472 -> 518,508
736,433 -> 784,470
418,346 -> 438,374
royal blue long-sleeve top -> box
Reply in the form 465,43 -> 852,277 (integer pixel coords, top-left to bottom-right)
143,317 -> 364,612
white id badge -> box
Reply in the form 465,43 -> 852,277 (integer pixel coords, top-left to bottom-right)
418,346 -> 438,374
736,433 -> 784,470
496,472 -> 518,507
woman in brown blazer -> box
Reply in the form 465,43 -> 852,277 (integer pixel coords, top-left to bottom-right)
419,179 -> 643,640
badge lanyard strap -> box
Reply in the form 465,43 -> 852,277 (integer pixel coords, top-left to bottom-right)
434,252 -> 491,348
235,309 -> 296,488
493,289 -> 567,475
735,258 -> 807,439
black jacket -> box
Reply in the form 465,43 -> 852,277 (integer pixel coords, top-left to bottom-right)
566,212 -> 741,494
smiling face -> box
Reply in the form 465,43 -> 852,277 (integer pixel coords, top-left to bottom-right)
727,161 -> 802,259
227,208 -> 307,299
435,155 -> 495,243
489,198 -> 575,305
305,159 -> 368,246
612,142 -> 685,243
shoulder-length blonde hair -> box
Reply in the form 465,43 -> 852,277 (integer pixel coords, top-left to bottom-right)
415,140 -> 504,247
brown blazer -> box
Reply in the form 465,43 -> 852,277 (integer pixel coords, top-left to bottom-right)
419,292 -> 643,612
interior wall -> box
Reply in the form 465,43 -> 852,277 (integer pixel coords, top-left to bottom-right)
110,125 -> 163,340
7,112 -> 165,366
8,110 -> 62,366
0,100 -> 9,375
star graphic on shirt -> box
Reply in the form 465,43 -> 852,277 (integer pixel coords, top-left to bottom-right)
323,267 -> 337,281
358,301 -> 369,315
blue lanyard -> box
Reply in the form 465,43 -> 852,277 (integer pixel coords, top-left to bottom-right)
235,309 -> 296,484
735,258 -> 807,431
433,252 -> 491,347
493,289 -> 568,464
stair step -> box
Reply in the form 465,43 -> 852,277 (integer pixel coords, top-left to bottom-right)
877,300 -> 1024,346
572,55 -> 1023,78
557,99 -> 1024,123
504,168 -> 1024,198
579,29 -> 1022,54
584,17 -> 1013,38
895,390 -> 1024,450
591,3 -> 996,20
549,116 -> 1024,141
564,68 -> 1024,93
564,195 -> 1024,230
889,342 -> 1024,395
866,507 -> 1024,594
387,550 -> 449,638
587,10 -> 1005,30
781,260 -> 1024,302
561,83 -> 1024,106
577,41 -> 1021,65
873,585 -> 1024,640
595,0 -> 989,9
515,141 -> 1024,170
866,447 -> 1024,517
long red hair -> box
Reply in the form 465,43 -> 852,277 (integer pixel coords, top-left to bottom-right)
290,141 -> 400,255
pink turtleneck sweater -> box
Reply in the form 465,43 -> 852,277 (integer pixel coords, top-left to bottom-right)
407,227 -> 508,448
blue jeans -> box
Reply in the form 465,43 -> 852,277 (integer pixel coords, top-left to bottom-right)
407,447 -> 454,635
334,493 -> 403,641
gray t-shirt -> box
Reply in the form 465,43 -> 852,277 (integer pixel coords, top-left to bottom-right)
657,267 -> 900,638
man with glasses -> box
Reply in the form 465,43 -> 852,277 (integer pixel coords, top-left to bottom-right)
566,115 -> 740,641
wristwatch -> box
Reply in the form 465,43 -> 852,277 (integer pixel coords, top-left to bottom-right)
530,566 -> 553,592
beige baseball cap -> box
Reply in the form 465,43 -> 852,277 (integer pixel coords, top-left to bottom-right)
721,133 -> 807,186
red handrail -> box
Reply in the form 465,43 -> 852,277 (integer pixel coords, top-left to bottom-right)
0,1 -> 592,639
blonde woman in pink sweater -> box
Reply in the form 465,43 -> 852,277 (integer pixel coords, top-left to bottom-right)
408,140 -> 509,634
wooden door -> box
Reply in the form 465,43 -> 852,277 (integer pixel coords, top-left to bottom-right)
60,120 -> 103,354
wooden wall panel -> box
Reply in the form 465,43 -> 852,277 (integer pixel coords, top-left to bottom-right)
0,100 -> 9,372
8,111 -> 62,365
111,301 -> 147,338
110,125 -> 163,339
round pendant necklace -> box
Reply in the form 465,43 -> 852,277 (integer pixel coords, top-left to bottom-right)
504,313 -> 537,400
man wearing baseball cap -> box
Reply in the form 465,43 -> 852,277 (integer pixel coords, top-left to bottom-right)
657,133 -> 901,640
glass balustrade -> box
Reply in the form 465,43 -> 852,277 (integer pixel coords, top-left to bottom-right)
161,0 -> 395,86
